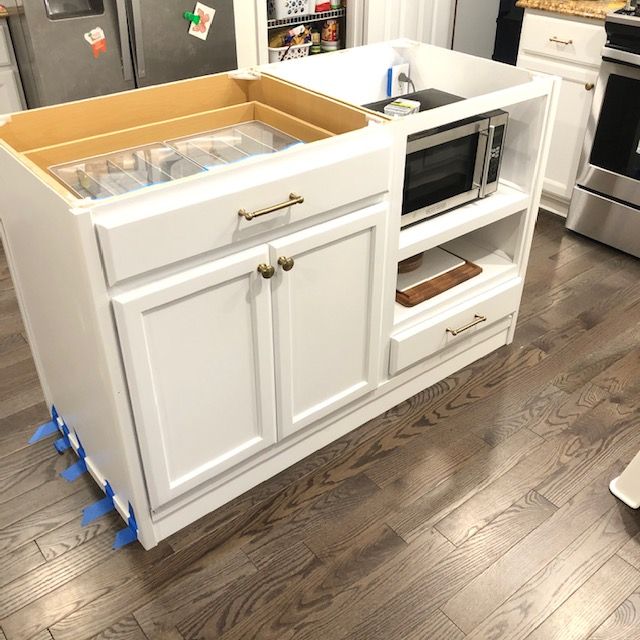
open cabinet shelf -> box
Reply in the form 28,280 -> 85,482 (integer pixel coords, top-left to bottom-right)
397,182 -> 530,262
393,212 -> 525,330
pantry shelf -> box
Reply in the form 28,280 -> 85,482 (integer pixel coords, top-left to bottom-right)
267,8 -> 346,29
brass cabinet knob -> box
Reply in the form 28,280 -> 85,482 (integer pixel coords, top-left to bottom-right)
278,256 -> 295,271
585,82 -> 595,91
257,264 -> 275,279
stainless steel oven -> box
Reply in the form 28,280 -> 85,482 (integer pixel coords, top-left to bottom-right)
567,6 -> 640,257
402,110 -> 508,227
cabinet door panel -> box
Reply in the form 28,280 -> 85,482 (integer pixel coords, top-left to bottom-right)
270,203 -> 387,438
113,246 -> 276,508
518,53 -> 598,201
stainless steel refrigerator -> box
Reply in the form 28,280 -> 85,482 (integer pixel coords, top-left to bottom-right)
6,0 -> 238,108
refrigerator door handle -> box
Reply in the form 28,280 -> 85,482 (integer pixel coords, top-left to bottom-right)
115,0 -> 134,82
130,0 -> 146,78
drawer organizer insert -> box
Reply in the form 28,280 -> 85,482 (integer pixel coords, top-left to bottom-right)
50,122 -> 301,199
0,73 -> 373,200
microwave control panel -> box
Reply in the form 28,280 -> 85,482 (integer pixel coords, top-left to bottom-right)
487,125 -> 506,184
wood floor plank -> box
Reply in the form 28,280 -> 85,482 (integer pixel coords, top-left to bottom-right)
0,542 -> 45,591
0,403 -> 49,460
89,616 -> 148,640
0,540 -> 174,640
337,491 -> 556,640
129,545 -> 260,640
399,610 -> 465,640
435,392 -> 640,546
0,357 -> 43,420
551,323 -> 640,394
215,524 -> 447,640
0,485 -> 92,557
617,532 -> 640,572
386,427 -> 543,543
525,555 -> 640,640
588,592 -> 640,640
535,402 -> 640,506
0,333 -> 30,371
35,511 -> 122,562
442,464 -> 625,633
0,446 -> 72,506
171,542 -> 319,640
464,505 -> 640,640
0,527 -> 125,620
364,431 -> 486,492
527,382 -> 607,440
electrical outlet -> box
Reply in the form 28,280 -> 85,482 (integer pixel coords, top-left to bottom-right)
387,63 -> 410,97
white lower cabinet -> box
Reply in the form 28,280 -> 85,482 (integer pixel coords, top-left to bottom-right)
114,202 -> 387,508
517,10 -> 604,212
518,53 -> 598,202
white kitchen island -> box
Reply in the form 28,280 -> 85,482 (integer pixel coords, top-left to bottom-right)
0,41 -> 558,549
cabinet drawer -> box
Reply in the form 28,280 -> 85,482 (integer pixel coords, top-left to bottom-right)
519,11 -> 605,67
389,278 -> 522,375
94,132 -> 391,285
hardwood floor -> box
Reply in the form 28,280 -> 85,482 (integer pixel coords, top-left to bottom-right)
1,210 -> 640,639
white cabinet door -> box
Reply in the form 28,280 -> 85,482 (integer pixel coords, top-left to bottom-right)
113,246 -> 277,508
270,203 -> 387,438
518,53 -> 598,201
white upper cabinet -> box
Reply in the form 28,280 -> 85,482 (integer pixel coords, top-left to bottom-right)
113,245 -> 278,508
270,203 -> 387,438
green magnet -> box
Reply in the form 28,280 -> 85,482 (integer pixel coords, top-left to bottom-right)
183,11 -> 201,25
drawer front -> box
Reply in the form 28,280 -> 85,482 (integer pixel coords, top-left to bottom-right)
519,11 -> 605,67
390,278 -> 522,375
94,131 -> 391,285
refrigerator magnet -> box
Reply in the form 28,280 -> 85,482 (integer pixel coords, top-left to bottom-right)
84,27 -> 107,59
188,3 -> 216,41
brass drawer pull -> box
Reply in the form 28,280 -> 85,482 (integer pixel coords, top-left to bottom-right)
277,256 -> 295,271
239,193 -> 304,221
549,36 -> 573,46
585,82 -> 595,91
446,314 -> 487,337
257,264 -> 275,279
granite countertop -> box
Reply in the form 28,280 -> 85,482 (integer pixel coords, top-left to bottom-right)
516,0 -> 626,19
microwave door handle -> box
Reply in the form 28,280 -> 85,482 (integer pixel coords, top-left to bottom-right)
131,0 -> 146,78
115,0 -> 134,82
479,125 -> 496,198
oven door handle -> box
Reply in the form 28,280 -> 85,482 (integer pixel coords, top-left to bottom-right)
479,125 -> 496,198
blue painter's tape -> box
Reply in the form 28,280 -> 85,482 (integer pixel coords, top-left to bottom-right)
82,482 -> 115,526
113,503 -> 138,550
82,495 -> 114,525
54,436 -> 71,453
113,527 -> 137,549
60,458 -> 87,482
28,419 -> 58,444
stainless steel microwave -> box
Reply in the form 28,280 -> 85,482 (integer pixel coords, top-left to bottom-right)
402,110 -> 508,227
